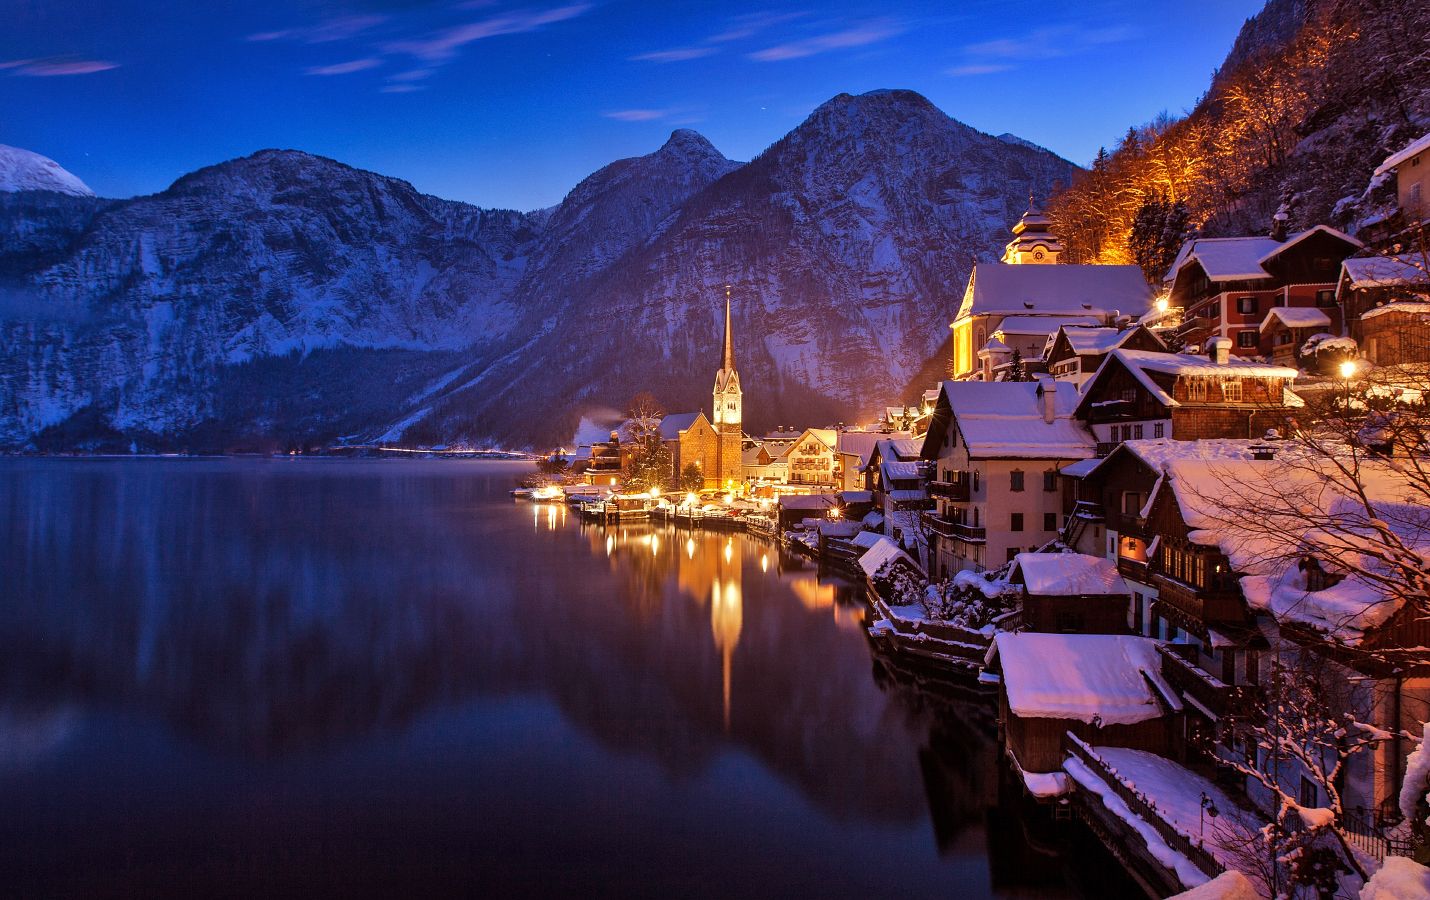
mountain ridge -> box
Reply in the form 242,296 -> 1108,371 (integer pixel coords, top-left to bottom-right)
0,89 -> 1078,451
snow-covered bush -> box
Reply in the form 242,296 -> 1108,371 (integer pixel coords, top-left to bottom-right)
1298,333 -> 1358,374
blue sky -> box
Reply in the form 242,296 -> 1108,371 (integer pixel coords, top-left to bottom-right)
1,0 -> 1262,210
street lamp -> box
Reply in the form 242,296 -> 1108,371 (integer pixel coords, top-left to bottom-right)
1338,359 -> 1358,380
1199,791 -> 1220,839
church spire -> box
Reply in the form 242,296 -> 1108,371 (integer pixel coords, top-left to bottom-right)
722,284 -> 735,372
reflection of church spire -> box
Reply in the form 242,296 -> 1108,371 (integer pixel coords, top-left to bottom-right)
710,539 -> 742,731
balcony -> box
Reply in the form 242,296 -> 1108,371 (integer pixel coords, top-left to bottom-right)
922,513 -> 985,543
928,479 -> 970,501
1150,574 -> 1248,626
1157,644 -> 1256,720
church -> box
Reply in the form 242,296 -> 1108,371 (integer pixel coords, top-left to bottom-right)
658,289 -> 745,490
948,200 -> 1154,382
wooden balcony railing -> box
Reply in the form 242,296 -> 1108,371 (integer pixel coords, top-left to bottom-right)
928,479 -> 970,501
922,513 -> 985,543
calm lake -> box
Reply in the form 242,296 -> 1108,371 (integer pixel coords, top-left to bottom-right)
0,459 -> 1129,898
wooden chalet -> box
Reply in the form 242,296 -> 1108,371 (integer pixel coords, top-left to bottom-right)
1043,324 -> 1164,386
1008,552 -> 1131,635
1073,345 -> 1300,456
1164,225 -> 1360,356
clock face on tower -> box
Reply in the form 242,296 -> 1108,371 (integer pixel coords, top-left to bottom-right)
1033,249 -> 1045,261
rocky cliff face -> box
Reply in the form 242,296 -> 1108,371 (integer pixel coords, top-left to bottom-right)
0,90 -> 1076,451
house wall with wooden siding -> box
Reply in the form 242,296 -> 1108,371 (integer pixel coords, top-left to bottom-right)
1021,593 -> 1130,635
1003,698 -> 1174,773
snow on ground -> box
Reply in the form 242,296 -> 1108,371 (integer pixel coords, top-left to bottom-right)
1170,870 -> 1259,899
1360,856 -> 1430,900
1064,755 -> 1211,890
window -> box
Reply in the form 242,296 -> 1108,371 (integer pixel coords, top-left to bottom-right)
1122,491 -> 1147,516
1237,331 -> 1258,348
972,470 -> 980,492
1010,470 -> 1024,492
1222,379 -> 1243,402
1316,289 -> 1336,307
1188,378 -> 1208,401
1043,470 -> 1057,492
1120,388 -> 1137,403
1154,423 -> 1165,439
1237,296 -> 1258,315
1007,548 -> 1018,563
1276,332 -> 1292,345
1044,512 -> 1057,532
1133,424 -> 1144,440
1299,777 -> 1318,809
1011,513 -> 1024,532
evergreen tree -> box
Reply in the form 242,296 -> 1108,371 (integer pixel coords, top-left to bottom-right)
1003,349 -> 1031,382
1130,195 -> 1191,283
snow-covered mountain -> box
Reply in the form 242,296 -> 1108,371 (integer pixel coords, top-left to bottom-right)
0,144 -> 94,196
0,90 -> 1077,451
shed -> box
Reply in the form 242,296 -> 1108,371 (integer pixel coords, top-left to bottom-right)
1010,552 -> 1132,634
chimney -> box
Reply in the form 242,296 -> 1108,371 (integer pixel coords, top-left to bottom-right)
1036,375 -> 1057,424
1209,336 -> 1232,366
1270,209 -> 1289,242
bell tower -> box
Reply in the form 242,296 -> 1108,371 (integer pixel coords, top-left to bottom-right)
1002,196 -> 1064,265
712,286 -> 743,489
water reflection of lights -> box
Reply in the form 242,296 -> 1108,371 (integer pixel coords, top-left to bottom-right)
760,553 -> 768,573
686,537 -> 696,559
605,535 -> 614,556
650,534 -> 660,556
711,577 -> 743,731
723,540 -> 732,564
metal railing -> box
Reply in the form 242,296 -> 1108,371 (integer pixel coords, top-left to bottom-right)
1340,808 -> 1413,863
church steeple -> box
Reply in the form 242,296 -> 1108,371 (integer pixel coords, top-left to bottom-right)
721,285 -> 735,372
711,285 -> 743,489
1002,195 -> 1064,264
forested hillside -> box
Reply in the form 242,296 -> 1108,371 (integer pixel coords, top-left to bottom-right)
1048,0 -> 1430,281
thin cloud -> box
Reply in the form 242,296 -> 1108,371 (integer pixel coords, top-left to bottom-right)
708,11 -> 808,43
946,62 -> 1012,77
602,108 -> 677,122
247,14 -> 387,44
387,4 -> 591,64
307,58 -> 384,76
749,20 -> 902,62
381,83 -> 425,94
1,57 -> 119,76
630,46 -> 718,63
961,24 -> 1139,63
389,69 -> 435,82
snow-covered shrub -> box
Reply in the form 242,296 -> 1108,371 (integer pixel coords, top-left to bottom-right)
1298,333 -> 1358,374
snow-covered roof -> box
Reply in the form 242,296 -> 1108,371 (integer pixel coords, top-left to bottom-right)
994,314 -> 1102,336
1013,552 -> 1129,596
1157,458 -> 1430,643
1057,326 -> 1127,355
1165,228 -> 1361,285
1341,255 -> 1430,289
1361,301 -> 1430,321
887,489 -> 928,502
881,459 -> 923,481
858,535 -> 917,579
960,264 -> 1153,319
836,430 -> 899,464
1058,458 -> 1104,479
881,438 -> 922,459
658,411 -> 702,440
777,494 -> 837,510
794,428 -> 838,452
993,633 -> 1178,725
937,380 -> 1094,460
851,529 -> 884,549
840,490 -> 873,504
1260,306 -> 1331,330
1374,130 -> 1430,176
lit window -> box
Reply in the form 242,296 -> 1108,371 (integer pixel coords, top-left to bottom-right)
1222,380 -> 1243,402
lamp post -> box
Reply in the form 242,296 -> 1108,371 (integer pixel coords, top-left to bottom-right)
1199,791 -> 1219,840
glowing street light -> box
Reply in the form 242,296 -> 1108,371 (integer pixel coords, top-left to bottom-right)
1338,359 -> 1358,380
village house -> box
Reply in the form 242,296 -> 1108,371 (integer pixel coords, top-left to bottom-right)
989,632 -> 1180,785
864,437 -> 929,554
920,378 -> 1094,576
833,430 -> 895,491
1255,306 -> 1334,366
583,430 -> 624,486
1008,552 -> 1131,635
740,442 -> 787,484
784,427 -> 839,488
1335,255 -> 1430,366
1043,323 -> 1165,387
949,205 -> 1153,382
1163,224 -> 1360,356
1073,343 -> 1301,456
1371,131 -> 1430,236
1136,456 -> 1430,827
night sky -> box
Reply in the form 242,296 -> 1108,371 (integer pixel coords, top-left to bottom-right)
3,0 -> 1261,210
